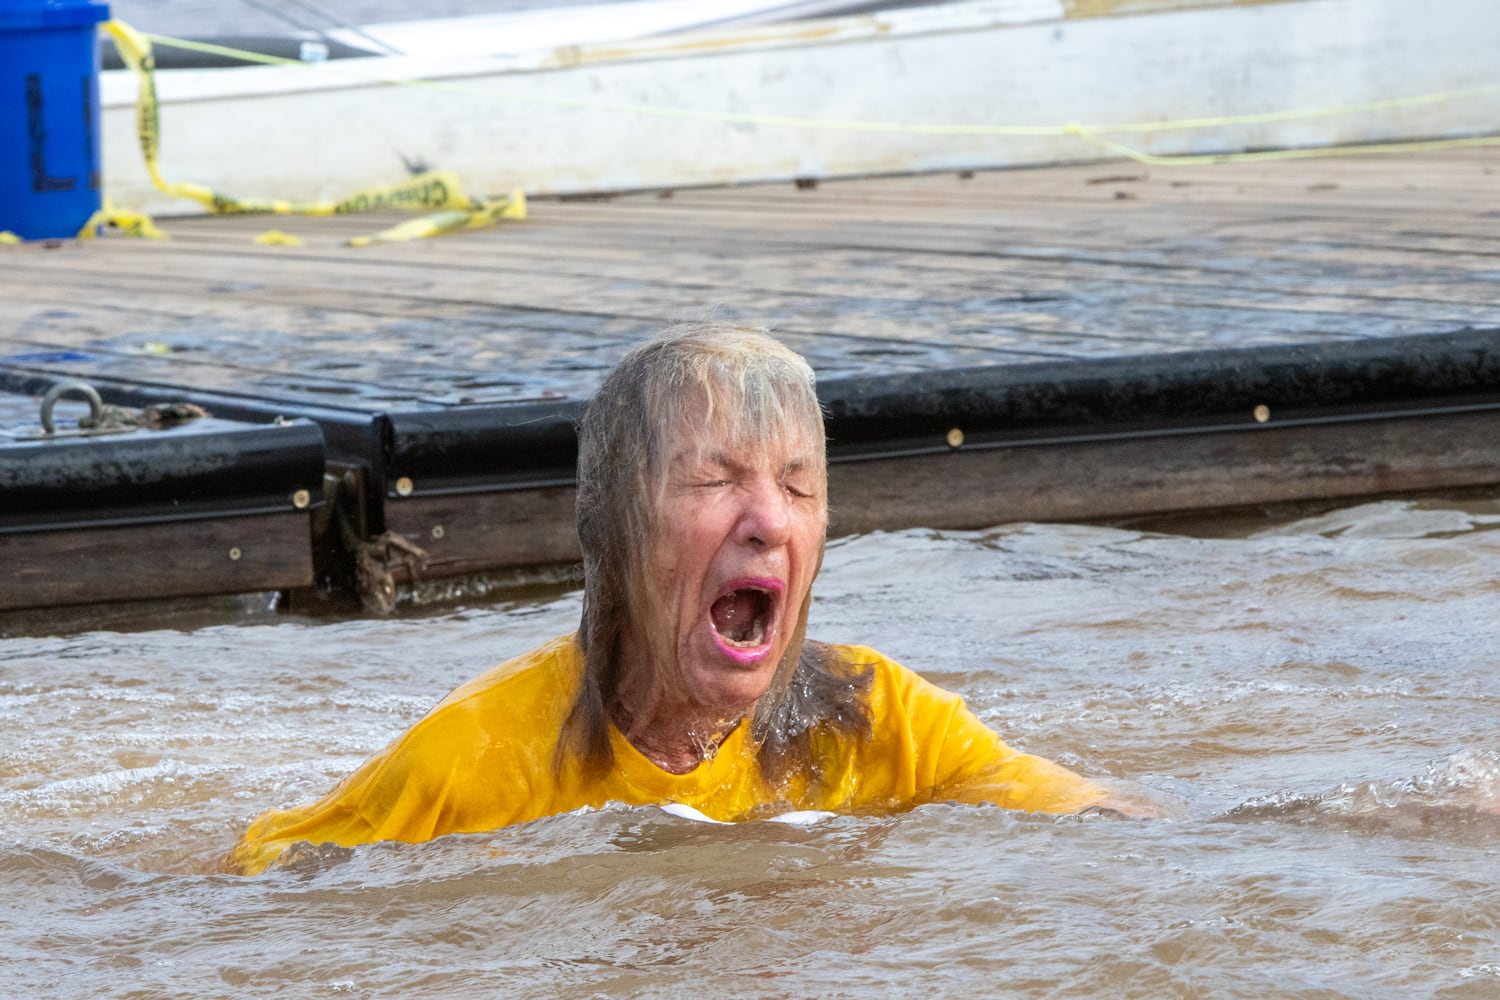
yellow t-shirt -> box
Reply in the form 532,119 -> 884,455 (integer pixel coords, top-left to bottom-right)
229,634 -> 1107,874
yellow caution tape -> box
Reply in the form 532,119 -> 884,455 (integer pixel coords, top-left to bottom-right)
0,231 -> 20,245
253,230 -> 305,246
346,189 -> 526,246
104,19 -> 468,215
76,199 -> 168,239
99,19 -> 524,242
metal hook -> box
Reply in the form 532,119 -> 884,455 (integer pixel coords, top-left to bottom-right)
39,380 -> 104,435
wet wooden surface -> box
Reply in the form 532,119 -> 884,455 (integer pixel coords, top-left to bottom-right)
3,148 -> 1499,415
0,513 -> 314,611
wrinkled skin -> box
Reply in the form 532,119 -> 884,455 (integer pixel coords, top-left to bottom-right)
612,420 -> 827,773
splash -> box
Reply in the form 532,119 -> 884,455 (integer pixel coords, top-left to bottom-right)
1226,749 -> 1500,838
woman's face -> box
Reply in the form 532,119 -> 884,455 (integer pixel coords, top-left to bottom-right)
639,414 -> 827,719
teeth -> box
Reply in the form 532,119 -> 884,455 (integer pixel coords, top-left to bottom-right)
729,618 -> 765,648
724,624 -> 762,648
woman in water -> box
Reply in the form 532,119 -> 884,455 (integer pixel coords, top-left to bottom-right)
229,323 -> 1146,875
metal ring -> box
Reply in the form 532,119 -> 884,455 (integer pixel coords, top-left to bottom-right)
39,380 -> 104,435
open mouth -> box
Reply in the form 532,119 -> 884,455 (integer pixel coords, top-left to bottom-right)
709,579 -> 781,658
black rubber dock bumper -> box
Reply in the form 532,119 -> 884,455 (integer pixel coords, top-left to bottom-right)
0,382 -> 325,612
817,328 -> 1500,533
1,328 -> 1497,611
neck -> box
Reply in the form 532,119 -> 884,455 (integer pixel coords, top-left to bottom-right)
610,653 -> 748,775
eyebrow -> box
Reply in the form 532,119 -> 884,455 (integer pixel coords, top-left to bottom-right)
669,447 -> 730,470
780,457 -> 814,478
680,449 -> 743,475
670,449 -> 817,478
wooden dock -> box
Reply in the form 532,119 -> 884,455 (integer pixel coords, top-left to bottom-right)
3,148 -> 1499,612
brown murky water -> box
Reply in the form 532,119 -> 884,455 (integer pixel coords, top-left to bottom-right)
3,497 -> 1499,998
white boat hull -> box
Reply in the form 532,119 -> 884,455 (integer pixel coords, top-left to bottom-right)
101,0 -> 1500,216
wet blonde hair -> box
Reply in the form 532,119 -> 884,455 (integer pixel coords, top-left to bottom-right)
564,322 -> 870,782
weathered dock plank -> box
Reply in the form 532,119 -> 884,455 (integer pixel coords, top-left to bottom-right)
0,513 -> 315,611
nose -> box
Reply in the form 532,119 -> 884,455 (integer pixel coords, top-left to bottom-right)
735,477 -> 791,549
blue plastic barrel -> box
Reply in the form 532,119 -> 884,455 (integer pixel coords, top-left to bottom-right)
0,0 -> 112,240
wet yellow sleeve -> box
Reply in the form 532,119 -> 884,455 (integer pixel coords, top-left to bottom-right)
228,636 -> 579,875
226,705 -> 501,876
857,649 -> 1110,814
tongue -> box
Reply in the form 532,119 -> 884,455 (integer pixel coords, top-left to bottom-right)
711,590 -> 761,644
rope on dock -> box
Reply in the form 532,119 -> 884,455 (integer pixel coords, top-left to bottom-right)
330,491 -> 427,615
